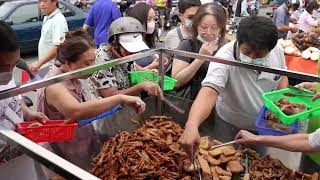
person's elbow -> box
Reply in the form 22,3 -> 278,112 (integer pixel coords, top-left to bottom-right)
63,109 -> 83,121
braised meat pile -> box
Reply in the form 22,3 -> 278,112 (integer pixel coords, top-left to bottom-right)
275,98 -> 307,116
187,136 -> 244,180
244,149 -> 294,180
90,116 -> 191,179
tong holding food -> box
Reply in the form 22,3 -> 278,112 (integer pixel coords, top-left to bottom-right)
192,152 -> 202,180
288,85 -> 315,94
210,140 -> 237,149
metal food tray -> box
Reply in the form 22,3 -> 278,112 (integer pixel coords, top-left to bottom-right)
1,48 -> 320,179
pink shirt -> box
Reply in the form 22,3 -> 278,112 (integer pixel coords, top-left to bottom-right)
298,10 -> 318,32
36,66 -> 92,120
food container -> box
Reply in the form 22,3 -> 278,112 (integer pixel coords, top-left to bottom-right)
263,88 -> 320,125
129,71 -> 177,91
256,106 -> 301,136
17,120 -> 78,143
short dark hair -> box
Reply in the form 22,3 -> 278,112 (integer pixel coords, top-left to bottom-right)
287,1 -> 300,11
0,21 -> 19,52
128,3 -> 156,48
192,3 -> 226,44
237,16 -> 278,51
57,30 -> 95,64
306,1 -> 319,14
178,0 -> 202,14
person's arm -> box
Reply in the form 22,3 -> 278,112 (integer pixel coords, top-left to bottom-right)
172,59 -> 203,88
277,76 -> 288,89
21,101 -> 48,122
98,82 -> 162,99
46,83 -> 145,121
83,5 -> 94,30
172,41 -> 219,88
29,46 -> 58,72
235,130 -> 315,152
178,57 -> 229,158
178,87 -> 219,157
83,24 -> 91,31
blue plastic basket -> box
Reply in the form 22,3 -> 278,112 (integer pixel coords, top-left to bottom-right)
256,106 -> 301,136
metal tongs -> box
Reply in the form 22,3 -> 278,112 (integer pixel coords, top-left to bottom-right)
134,74 -> 185,114
288,85 -> 315,94
192,152 -> 202,180
162,97 -> 185,114
210,140 -> 237,149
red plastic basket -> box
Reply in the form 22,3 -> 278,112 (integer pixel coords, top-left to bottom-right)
17,120 -> 78,143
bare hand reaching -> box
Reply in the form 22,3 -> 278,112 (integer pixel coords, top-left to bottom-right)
178,126 -> 201,160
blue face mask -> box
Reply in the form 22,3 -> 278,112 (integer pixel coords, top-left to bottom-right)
196,35 -> 219,44
184,19 -> 193,28
239,53 -> 266,65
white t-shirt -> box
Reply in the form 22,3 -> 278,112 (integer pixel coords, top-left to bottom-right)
38,9 -> 68,65
165,25 -> 192,49
202,41 -> 287,130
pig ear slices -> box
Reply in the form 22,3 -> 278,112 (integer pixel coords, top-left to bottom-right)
183,139 -> 244,179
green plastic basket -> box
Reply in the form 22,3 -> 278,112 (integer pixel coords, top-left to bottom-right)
263,88 -> 320,125
129,71 -> 177,91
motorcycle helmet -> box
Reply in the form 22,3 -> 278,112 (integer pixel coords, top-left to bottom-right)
108,17 -> 146,43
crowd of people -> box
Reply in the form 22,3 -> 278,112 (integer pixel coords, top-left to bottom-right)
1,0 -> 320,176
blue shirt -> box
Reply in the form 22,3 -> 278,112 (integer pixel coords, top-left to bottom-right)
84,0 -> 121,45
272,4 -> 290,39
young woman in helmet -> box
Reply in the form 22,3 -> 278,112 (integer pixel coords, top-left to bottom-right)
90,17 -> 164,99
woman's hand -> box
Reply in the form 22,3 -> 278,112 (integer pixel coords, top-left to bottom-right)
120,95 -> 146,114
199,41 -> 219,56
24,110 -> 48,124
28,61 -> 41,74
178,126 -> 201,159
234,130 -> 260,145
141,82 -> 164,99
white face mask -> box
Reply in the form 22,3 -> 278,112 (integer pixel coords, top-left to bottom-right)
196,35 -> 219,44
288,9 -> 294,15
0,71 -> 13,85
239,53 -> 266,65
184,19 -> 193,28
146,21 -> 155,34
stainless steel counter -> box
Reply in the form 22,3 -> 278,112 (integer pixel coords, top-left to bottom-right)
35,95 -> 318,179
1,48 -> 320,179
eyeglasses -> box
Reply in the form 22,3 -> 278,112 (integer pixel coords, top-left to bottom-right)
198,26 -> 220,34
38,0 -> 50,3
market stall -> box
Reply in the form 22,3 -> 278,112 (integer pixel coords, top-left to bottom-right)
1,48 -> 320,179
